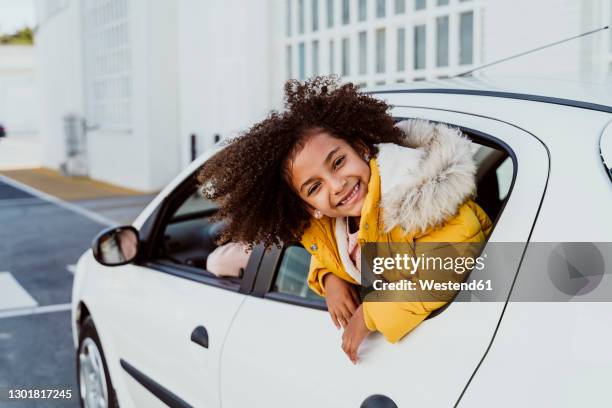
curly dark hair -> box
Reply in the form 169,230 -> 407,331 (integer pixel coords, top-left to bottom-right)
196,75 -> 405,249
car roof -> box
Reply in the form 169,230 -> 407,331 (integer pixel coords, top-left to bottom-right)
367,74 -> 612,113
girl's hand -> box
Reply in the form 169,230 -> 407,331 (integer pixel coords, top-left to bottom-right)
342,305 -> 371,364
323,273 -> 360,329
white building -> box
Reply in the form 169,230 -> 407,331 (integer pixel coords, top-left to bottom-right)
34,0 -> 612,191
0,45 -> 38,135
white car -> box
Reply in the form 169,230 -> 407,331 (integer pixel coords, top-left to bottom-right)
72,75 -> 612,408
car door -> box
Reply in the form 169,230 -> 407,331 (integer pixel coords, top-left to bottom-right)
100,186 -> 262,408
219,108 -> 549,407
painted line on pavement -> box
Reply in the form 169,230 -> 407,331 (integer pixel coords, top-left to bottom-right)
0,303 -> 72,319
0,174 -> 116,227
0,272 -> 38,311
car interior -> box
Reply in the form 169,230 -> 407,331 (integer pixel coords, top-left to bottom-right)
153,125 -> 515,304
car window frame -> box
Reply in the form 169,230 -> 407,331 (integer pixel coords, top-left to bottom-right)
252,244 -> 328,310
135,171 -> 264,294
251,117 -> 520,310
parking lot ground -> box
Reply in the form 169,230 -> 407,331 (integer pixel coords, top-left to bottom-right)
0,172 -> 157,407
0,312 -> 79,408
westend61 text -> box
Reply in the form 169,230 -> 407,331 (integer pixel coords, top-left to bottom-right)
373,279 -> 493,292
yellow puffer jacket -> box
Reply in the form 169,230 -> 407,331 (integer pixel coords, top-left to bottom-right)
300,119 -> 493,343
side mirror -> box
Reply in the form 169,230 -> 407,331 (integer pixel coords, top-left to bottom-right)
92,226 -> 140,266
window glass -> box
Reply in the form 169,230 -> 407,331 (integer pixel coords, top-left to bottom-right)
273,246 -> 322,300
329,39 -> 335,73
327,0 -> 334,27
158,189 -> 224,272
312,0 -> 319,31
172,192 -> 217,220
396,27 -> 405,71
342,0 -> 350,24
376,0 -> 386,18
473,143 -> 514,220
342,37 -> 350,75
459,11 -> 474,65
436,15 -> 449,67
358,0 -> 367,21
298,42 -> 306,79
286,0 -> 292,36
358,31 -> 367,75
298,0 -> 305,33
376,28 -> 386,73
415,0 -> 426,10
496,158 -> 513,201
437,0 -> 449,5
414,24 -> 426,69
312,40 -> 320,75
395,0 -> 405,14
286,45 -> 293,79
82,0 -> 132,129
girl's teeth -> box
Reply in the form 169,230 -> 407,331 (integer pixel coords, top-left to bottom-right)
340,183 -> 358,205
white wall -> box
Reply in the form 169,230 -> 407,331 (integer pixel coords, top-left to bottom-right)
35,0 -> 181,192
0,45 -> 39,135
177,0 -> 279,169
480,0 -> 593,77
86,0 -> 181,192
34,0 -> 84,169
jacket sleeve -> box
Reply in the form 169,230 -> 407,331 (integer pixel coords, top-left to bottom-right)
467,200 -> 493,237
362,301 -> 446,343
306,255 -> 333,297
362,205 -> 488,343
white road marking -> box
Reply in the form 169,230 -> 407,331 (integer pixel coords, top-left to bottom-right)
66,264 -> 76,274
0,303 -> 72,319
0,174 -> 116,227
0,272 -> 39,312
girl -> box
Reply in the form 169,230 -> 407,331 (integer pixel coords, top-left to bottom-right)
198,76 -> 492,364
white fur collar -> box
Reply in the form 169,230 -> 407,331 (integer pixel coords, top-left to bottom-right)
332,119 -> 476,280
378,119 -> 477,234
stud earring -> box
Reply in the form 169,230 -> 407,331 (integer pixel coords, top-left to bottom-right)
314,209 -> 322,219
363,154 -> 370,162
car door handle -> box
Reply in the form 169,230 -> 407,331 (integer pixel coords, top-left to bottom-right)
190,326 -> 209,349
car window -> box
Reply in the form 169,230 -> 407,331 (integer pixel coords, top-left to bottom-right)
272,246 -> 322,301
262,122 -> 517,310
154,188 -> 228,274
473,142 -> 514,221
172,191 -> 217,220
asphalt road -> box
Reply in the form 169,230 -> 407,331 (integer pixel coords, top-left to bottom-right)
0,180 -> 126,407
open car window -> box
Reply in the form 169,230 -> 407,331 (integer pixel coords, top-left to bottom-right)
264,123 -> 514,309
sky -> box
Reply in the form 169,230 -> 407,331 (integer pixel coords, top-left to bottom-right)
0,0 -> 35,34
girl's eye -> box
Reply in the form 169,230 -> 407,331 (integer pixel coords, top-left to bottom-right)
307,183 -> 320,196
333,156 -> 345,169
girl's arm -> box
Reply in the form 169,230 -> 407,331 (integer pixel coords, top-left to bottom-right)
307,256 -> 360,329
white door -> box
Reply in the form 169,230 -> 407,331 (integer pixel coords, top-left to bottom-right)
219,108 -> 549,407
102,189 -> 251,408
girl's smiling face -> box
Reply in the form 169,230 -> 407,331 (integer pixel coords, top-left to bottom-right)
288,130 -> 371,218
